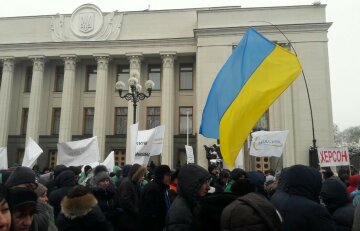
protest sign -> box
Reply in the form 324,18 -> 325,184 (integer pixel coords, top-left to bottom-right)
318,147 -> 350,167
250,130 -> 289,157
185,145 -> 194,164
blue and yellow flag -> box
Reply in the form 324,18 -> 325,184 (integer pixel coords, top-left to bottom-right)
199,27 -> 302,168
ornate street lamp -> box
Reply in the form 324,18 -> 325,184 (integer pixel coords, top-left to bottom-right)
115,71 -> 155,124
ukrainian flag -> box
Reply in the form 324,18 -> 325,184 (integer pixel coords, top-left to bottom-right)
199,27 -> 302,168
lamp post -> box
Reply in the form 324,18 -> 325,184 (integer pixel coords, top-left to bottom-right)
115,72 -> 155,124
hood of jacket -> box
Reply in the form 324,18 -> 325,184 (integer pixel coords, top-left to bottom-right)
320,177 -> 350,213
55,170 -> 76,188
279,165 -> 322,202
60,193 -> 97,219
177,164 -> 210,206
348,174 -> 360,187
128,164 -> 147,183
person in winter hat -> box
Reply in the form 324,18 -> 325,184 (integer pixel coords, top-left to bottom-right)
224,168 -> 247,193
57,185 -> 109,231
9,187 -> 38,231
347,174 -> 360,193
221,192 -> 282,231
0,184 -> 11,231
271,165 -> 336,231
166,164 -> 211,231
117,164 -> 147,231
138,165 -> 172,231
320,177 -> 355,231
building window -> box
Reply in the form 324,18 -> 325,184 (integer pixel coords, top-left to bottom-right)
179,107 -> 193,134
254,111 -> 269,131
86,65 -> 97,92
83,107 -> 94,135
21,108 -> 29,135
117,65 -> 130,90
51,108 -> 61,135
48,150 -> 57,168
17,149 -> 24,165
148,65 -> 161,90
114,149 -> 126,166
54,66 -> 64,92
179,64 -> 193,90
24,66 -> 32,92
147,107 -> 160,129
115,107 -> 128,135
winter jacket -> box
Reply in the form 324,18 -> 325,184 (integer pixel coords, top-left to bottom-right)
138,180 -> 171,231
57,191 -> 109,231
353,204 -> 360,231
321,177 -> 355,231
117,164 -> 147,231
166,164 -> 210,231
221,192 -> 282,231
347,175 -> 360,194
91,182 -> 122,229
49,170 -> 76,221
351,190 -> 360,207
271,165 -> 336,231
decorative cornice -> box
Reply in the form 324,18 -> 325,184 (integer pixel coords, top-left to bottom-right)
1,57 -> 15,73
29,56 -> 45,72
194,23 -> 332,40
160,52 -> 176,68
60,55 -> 78,71
126,53 -> 143,70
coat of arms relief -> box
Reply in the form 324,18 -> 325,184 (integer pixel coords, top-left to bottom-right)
50,4 -> 122,41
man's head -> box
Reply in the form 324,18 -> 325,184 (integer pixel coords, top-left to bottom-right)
154,165 -> 171,185
5,167 -> 37,190
0,185 -> 11,231
94,171 -> 110,189
9,188 -> 37,231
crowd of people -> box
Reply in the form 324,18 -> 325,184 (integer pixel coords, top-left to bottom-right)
1,162 -> 360,231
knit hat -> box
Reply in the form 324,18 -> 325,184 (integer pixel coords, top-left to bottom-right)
93,165 -> 108,176
34,183 -> 47,197
154,165 -> 171,182
5,166 -> 37,188
94,171 -> 110,184
9,187 -> 37,211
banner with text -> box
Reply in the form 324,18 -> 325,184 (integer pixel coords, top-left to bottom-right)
57,137 -> 100,166
250,130 -> 289,157
130,124 -> 165,165
0,147 -> 8,169
185,145 -> 194,164
318,147 -> 350,167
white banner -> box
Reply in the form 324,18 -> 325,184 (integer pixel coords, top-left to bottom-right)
130,124 -> 165,165
0,147 -> 8,169
185,145 -> 194,164
22,138 -> 43,168
250,130 -> 289,157
318,147 -> 350,167
57,137 -> 100,167
102,151 -> 115,172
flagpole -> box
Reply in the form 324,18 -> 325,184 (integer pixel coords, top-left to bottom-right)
186,111 -> 189,146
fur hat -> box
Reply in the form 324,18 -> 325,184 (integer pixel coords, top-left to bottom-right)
34,183 -> 47,197
5,166 -> 37,188
94,171 -> 110,184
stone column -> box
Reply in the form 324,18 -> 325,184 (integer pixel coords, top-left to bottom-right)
160,52 -> 176,168
26,56 -> 45,144
93,54 -> 110,161
0,57 -> 15,147
125,53 -> 142,164
58,55 -> 77,143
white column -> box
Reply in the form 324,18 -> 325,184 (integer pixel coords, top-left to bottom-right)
160,52 -> 176,168
125,53 -> 142,164
93,54 -> 110,161
0,57 -> 15,147
58,55 -> 77,143
26,56 -> 45,144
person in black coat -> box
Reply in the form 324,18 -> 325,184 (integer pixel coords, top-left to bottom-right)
91,171 -> 121,231
117,164 -> 147,231
271,165 -> 336,231
48,169 -> 76,222
166,164 -> 211,231
320,177 -> 355,231
57,185 -> 110,231
138,165 -> 172,231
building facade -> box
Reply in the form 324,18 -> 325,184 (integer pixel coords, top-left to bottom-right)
0,4 -> 334,169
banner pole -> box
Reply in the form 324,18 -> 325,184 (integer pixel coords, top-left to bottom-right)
186,111 -> 189,146
349,164 -> 352,177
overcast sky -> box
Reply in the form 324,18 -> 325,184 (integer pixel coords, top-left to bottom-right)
0,0 -> 359,131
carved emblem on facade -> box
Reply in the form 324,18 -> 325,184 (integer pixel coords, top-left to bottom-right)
50,4 -> 122,41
